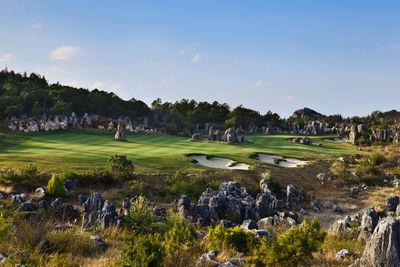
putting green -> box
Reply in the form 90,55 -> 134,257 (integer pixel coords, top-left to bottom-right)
0,131 -> 357,173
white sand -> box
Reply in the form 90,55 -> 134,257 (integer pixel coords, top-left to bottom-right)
189,155 -> 249,170
256,153 -> 309,168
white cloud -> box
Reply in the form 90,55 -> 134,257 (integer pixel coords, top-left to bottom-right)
64,80 -> 87,88
29,22 -> 43,30
191,53 -> 203,64
92,80 -> 103,89
284,95 -> 296,102
179,43 -> 198,56
250,80 -> 268,91
48,46 -> 83,60
0,53 -> 15,62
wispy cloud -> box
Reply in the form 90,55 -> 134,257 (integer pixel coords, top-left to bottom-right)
250,80 -> 268,91
48,46 -> 83,60
190,53 -> 203,64
284,95 -> 296,102
179,43 -> 198,56
29,22 -> 43,30
0,52 -> 15,62
179,43 -> 204,64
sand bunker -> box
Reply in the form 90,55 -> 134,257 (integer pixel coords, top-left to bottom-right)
256,153 -> 309,168
188,155 -> 249,170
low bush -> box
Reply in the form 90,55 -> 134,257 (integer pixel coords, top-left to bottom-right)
167,171 -> 208,199
45,230 -> 99,256
163,212 -> 197,255
248,219 -> 326,266
121,233 -> 165,267
394,166 -> 400,176
108,154 -> 134,178
207,225 -> 258,254
47,173 -> 67,197
0,213 -> 11,242
0,164 -> 39,189
369,153 -> 386,166
124,196 -> 155,234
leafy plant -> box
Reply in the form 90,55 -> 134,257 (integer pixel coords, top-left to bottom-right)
207,225 -> 258,254
124,196 -> 155,234
121,233 -> 165,267
108,154 -> 134,177
163,211 -> 197,255
248,218 -> 326,266
47,173 -> 67,197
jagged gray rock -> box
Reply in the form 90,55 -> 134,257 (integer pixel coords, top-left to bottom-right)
355,218 -> 400,267
358,208 -> 379,240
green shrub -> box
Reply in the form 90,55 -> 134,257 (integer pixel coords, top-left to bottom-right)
163,211 -> 197,255
167,171 -> 207,199
170,179 -> 207,199
349,154 -> 362,164
369,153 -> 386,166
0,164 -> 39,188
248,218 -> 326,267
45,230 -> 99,256
121,233 -> 165,267
207,225 -> 258,254
124,196 -> 155,234
79,168 -> 113,186
0,213 -> 11,241
108,154 -> 134,177
47,174 -> 67,197
394,166 -> 400,176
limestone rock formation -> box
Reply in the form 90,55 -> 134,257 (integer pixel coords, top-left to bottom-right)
114,123 -> 127,141
355,218 -> 400,267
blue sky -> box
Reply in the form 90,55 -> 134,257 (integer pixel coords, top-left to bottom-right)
1,0 -> 400,117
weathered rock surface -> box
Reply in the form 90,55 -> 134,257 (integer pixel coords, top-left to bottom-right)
355,218 -> 400,267
114,123 -> 127,141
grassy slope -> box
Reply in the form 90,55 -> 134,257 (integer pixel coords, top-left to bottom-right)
0,130 -> 358,173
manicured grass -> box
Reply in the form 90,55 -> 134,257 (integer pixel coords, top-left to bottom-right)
0,130 -> 358,173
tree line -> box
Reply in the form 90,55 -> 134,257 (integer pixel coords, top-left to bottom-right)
1,69 -> 400,130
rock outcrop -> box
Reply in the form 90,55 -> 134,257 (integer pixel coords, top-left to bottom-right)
114,123 -> 127,141
355,218 -> 400,267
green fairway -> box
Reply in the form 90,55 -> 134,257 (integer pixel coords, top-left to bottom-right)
0,131 -> 358,173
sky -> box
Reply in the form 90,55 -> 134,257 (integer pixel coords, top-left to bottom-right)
1,0 -> 400,117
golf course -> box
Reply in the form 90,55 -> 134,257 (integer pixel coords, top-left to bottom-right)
0,130 -> 358,173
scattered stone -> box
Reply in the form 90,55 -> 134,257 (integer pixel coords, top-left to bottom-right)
385,196 -> 399,213
191,133 -> 202,141
336,248 -> 351,262
90,236 -> 108,253
38,240 -> 50,253
0,253 -> 6,264
358,208 -> 379,240
316,172 -> 331,181
241,219 -> 258,230
197,250 -> 219,266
